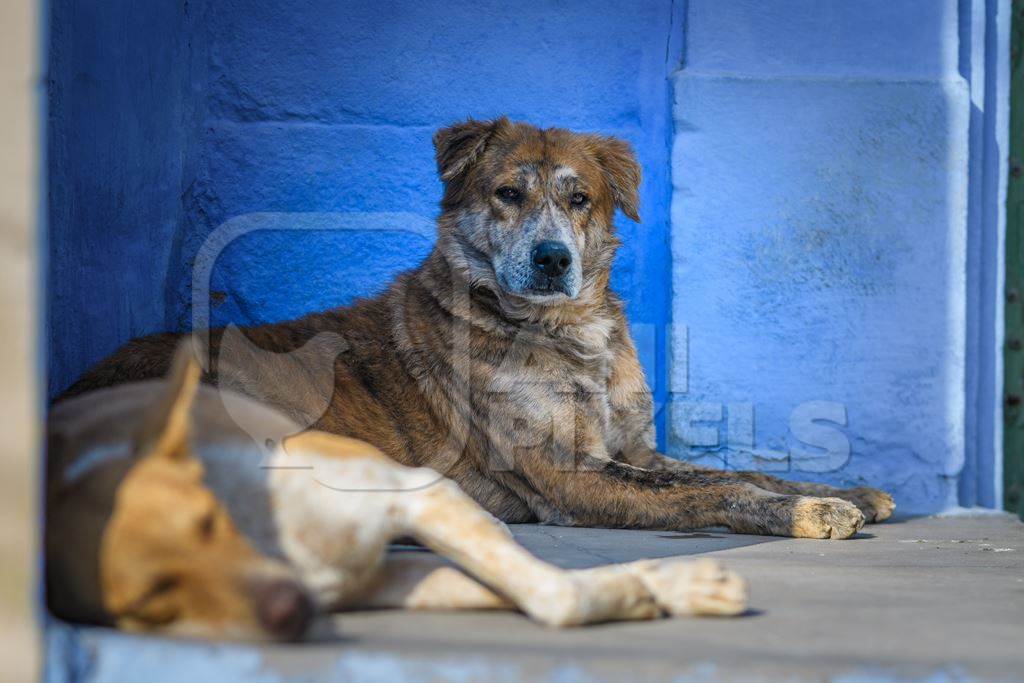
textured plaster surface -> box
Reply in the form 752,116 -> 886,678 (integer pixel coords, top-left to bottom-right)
668,0 -> 977,513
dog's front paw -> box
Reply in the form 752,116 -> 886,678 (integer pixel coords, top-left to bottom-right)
790,497 -> 865,539
834,486 -> 895,523
631,558 -> 747,617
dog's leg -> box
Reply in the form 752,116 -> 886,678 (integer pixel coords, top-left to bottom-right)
351,553 -> 513,611
617,449 -> 895,524
609,346 -> 894,524
278,431 -> 745,625
353,553 -> 743,621
500,444 -> 867,539
698,467 -> 895,523
398,478 -> 746,626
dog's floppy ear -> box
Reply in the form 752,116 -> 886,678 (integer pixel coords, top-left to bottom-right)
587,135 -> 642,222
133,339 -> 202,461
433,117 -> 508,183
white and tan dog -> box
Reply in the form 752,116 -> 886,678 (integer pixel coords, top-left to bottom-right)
47,343 -> 747,641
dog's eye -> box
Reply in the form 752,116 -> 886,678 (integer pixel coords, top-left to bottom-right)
197,511 -> 217,541
124,574 -> 181,616
496,186 -> 521,203
150,575 -> 180,597
124,575 -> 182,625
570,192 -> 589,208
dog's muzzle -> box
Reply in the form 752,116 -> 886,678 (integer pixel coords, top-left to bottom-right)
529,241 -> 573,295
252,577 -> 315,641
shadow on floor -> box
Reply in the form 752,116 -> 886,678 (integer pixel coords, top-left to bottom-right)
506,524 -> 783,568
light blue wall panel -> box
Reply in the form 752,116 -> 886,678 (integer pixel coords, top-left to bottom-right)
669,1 -> 972,512
685,0 -> 959,78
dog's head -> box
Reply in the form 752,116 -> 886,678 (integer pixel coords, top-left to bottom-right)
46,346 -> 314,641
433,118 -> 640,307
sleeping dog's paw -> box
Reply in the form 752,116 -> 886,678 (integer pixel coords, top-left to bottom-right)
631,558 -> 747,617
832,486 -> 896,523
790,496 -> 865,539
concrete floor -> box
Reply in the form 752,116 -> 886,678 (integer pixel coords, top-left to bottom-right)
48,513 -> 1024,682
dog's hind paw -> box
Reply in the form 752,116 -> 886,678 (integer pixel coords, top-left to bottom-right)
631,559 -> 747,617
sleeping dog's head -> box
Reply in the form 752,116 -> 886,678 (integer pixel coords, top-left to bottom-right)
46,348 -> 314,641
433,118 -> 641,308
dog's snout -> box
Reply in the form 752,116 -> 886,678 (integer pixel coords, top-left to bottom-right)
531,241 -> 572,278
255,579 -> 314,641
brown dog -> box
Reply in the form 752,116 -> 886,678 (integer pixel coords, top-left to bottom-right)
61,117 -> 894,540
48,344 -> 748,639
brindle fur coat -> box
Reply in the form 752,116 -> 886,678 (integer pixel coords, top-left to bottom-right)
62,118 -> 894,538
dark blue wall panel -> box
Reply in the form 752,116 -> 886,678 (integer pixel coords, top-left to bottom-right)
47,0 -> 198,397
49,1 -> 680,448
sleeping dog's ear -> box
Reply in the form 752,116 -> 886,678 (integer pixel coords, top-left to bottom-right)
433,117 -> 509,184
585,135 -> 642,223
133,339 -> 202,462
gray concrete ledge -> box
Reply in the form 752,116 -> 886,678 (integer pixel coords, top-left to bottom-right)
46,514 -> 1024,682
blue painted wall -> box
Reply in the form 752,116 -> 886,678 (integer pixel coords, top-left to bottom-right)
48,0 -> 680,446
667,0 -> 1008,514
47,0 -> 199,397
958,0 -> 1011,510
48,0 -> 1007,513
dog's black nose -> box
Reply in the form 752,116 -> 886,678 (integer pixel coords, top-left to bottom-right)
256,579 -> 314,641
531,241 -> 572,278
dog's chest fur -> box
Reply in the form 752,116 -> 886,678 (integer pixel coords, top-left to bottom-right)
374,277 -> 636,524
275,264 -> 651,525
477,320 -> 617,451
